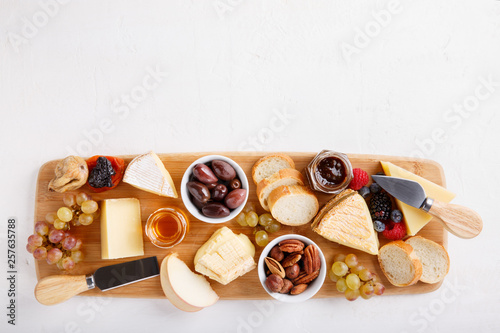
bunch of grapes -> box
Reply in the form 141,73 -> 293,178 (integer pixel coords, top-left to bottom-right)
26,221 -> 84,270
329,253 -> 385,301
45,192 -> 100,230
235,203 -> 282,247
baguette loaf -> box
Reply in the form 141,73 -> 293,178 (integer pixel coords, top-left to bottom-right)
405,236 -> 450,284
268,185 -> 319,226
378,241 -> 422,287
251,154 -> 295,185
256,168 -> 304,211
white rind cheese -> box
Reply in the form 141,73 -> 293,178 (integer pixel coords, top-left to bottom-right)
194,227 -> 256,285
101,198 -> 144,259
123,151 -> 178,198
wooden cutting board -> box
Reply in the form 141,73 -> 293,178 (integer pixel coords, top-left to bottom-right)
34,152 -> 448,300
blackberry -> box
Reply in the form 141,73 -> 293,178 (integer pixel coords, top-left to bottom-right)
370,191 -> 392,221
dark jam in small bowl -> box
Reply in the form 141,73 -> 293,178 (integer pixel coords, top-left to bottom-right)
305,150 -> 353,194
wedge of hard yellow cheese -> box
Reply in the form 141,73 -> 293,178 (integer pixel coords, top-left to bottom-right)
380,161 -> 455,236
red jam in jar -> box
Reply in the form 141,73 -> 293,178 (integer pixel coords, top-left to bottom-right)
305,150 -> 353,194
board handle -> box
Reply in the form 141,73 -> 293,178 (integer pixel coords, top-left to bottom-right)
429,200 -> 483,239
35,275 -> 93,305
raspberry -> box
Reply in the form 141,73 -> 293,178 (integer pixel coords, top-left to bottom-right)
349,168 -> 369,191
382,221 -> 406,240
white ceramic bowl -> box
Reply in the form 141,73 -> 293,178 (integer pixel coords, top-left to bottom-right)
258,234 -> 326,303
181,155 -> 249,224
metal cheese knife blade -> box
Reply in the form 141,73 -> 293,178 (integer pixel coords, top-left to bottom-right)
372,175 -> 482,239
35,257 -> 160,305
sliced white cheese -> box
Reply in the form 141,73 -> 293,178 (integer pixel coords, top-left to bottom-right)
194,227 -> 256,285
101,198 -> 144,259
123,151 -> 178,198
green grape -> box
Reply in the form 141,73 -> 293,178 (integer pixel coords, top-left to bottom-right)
345,288 -> 360,301
53,219 -> 66,230
63,193 -> 76,207
265,220 -> 281,233
243,202 -> 256,213
336,278 -> 348,293
92,208 -> 101,220
76,192 -> 91,206
81,200 -> 98,214
333,253 -> 346,263
359,269 -> 373,282
346,273 -> 361,290
258,213 -> 273,226
236,212 -> 248,226
71,250 -> 84,263
57,207 -> 73,222
328,269 -> 341,283
79,214 -> 94,226
351,264 -> 365,274
359,283 -> 374,299
45,212 -> 57,224
255,230 -> 269,247
246,211 -> 259,227
373,283 -> 385,296
332,261 -> 348,277
72,239 -> 83,251
371,273 -> 381,283
345,254 -> 358,268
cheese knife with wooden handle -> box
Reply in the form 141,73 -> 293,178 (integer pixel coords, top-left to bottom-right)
372,175 -> 483,239
35,256 -> 159,305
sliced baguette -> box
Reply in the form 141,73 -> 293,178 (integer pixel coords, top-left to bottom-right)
256,168 -> 305,211
405,236 -> 450,284
251,154 -> 295,185
378,241 -> 422,287
268,185 -> 319,226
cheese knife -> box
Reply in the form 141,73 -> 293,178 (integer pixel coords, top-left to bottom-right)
35,256 -> 160,305
371,175 -> 482,239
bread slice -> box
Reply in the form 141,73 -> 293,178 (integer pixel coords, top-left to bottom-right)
378,241 -> 422,287
252,154 -> 295,185
311,189 -> 379,255
268,185 -> 319,226
405,236 -> 450,284
256,168 -> 304,211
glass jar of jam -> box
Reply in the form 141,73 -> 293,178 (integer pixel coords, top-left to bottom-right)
145,207 -> 189,249
305,150 -> 353,194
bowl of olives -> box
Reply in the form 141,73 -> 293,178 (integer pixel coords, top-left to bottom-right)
181,155 -> 249,223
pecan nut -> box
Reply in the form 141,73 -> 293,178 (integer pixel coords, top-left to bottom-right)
303,244 -> 321,274
279,239 -> 305,253
290,284 -> 308,295
292,269 -> 320,285
281,253 -> 301,267
264,257 -> 285,278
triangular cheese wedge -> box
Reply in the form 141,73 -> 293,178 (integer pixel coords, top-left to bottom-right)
312,189 -> 379,255
123,151 -> 178,198
380,161 -> 455,236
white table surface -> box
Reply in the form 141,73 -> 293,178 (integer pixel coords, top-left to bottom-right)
1,1 -> 500,332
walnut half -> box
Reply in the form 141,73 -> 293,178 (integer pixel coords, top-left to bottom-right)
48,156 -> 88,193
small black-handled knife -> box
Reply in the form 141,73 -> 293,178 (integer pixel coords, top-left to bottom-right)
372,175 -> 482,239
35,257 -> 160,305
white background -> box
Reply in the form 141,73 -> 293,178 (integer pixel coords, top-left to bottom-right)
1,0 -> 500,332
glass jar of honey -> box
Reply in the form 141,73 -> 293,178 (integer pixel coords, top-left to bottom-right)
145,207 -> 189,249
305,150 -> 353,194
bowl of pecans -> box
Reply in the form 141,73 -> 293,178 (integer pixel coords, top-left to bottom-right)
258,234 -> 326,302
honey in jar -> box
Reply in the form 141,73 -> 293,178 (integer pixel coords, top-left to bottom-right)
145,207 -> 189,248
